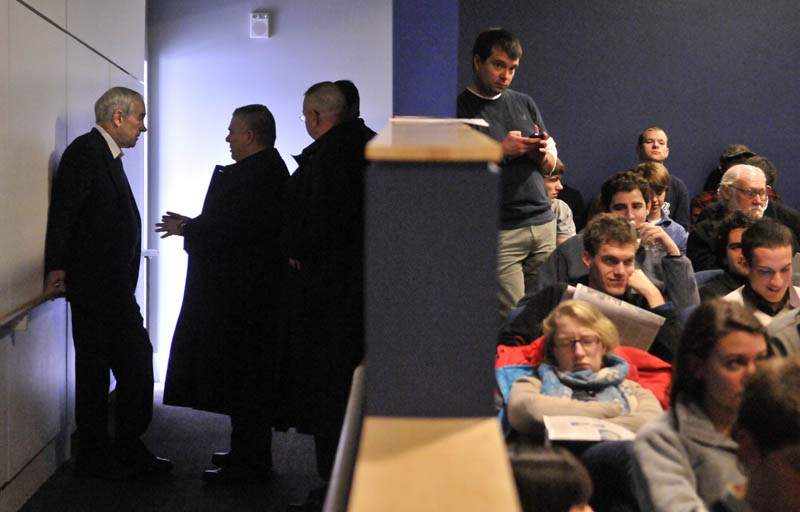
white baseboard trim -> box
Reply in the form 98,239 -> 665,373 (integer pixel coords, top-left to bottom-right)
0,439 -> 63,512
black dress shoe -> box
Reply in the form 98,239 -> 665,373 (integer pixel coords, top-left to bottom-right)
114,439 -> 173,475
202,464 -> 271,484
138,455 -> 174,475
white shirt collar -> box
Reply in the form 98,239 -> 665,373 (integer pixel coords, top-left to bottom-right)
95,124 -> 123,159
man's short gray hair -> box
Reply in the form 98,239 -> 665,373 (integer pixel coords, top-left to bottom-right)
233,104 -> 276,148
718,164 -> 765,208
94,87 -> 143,123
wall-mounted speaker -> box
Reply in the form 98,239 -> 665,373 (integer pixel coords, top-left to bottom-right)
250,12 -> 270,39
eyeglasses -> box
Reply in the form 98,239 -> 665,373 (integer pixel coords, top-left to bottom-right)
728,185 -> 769,199
553,335 -> 600,350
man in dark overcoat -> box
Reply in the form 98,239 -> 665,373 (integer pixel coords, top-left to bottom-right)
44,86 -> 171,479
157,104 -> 288,483
280,81 -> 375,510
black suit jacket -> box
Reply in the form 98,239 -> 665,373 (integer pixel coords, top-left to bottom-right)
279,118 -> 376,434
163,148 -> 289,414
45,128 -> 141,304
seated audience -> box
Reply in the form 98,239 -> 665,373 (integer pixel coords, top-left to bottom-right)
722,217 -> 800,325
636,125 -> 691,228
711,356 -> 800,512
634,161 -> 688,255
691,144 -> 755,227
688,164 -> 800,271
632,299 -> 769,511
699,211 -> 755,301
509,444 -> 594,512
546,159 -> 577,245
533,171 -> 699,312
504,213 -> 683,361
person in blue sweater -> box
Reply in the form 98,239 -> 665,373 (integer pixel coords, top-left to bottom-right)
457,28 -> 558,324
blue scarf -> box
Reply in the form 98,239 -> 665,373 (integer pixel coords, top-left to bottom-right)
537,354 -> 632,413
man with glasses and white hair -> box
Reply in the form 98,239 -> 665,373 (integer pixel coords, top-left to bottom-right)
688,164 -> 800,271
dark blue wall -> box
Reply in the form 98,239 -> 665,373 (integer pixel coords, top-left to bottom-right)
450,1 -> 800,209
458,0 -> 800,207
393,0 -> 459,116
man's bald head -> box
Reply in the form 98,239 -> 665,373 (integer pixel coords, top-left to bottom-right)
302,82 -> 346,139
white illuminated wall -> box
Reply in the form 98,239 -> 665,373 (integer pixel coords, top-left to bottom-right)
147,0 -> 392,379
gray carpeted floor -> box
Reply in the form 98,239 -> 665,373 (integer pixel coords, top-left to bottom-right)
19,388 -> 324,512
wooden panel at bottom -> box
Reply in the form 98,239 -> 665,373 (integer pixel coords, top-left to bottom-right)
348,417 -> 521,512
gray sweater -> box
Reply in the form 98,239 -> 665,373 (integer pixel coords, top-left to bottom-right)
456,88 -> 555,230
632,398 -> 743,512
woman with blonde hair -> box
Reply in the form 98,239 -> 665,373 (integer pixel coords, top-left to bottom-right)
507,300 -> 662,511
507,299 -> 662,437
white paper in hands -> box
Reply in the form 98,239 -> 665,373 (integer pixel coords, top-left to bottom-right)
544,415 -> 635,442
561,284 -> 665,351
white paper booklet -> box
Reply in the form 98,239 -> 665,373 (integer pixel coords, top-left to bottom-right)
543,415 -> 635,442
562,284 -> 665,351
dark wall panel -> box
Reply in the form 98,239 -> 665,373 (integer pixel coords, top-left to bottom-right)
394,0 -> 459,116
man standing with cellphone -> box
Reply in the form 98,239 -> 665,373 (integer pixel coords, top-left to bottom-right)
457,28 -> 558,324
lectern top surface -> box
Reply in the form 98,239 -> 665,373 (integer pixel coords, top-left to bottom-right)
365,119 -> 503,163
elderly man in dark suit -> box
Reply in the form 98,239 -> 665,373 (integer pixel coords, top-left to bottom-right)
157,104 -> 289,483
44,86 -> 171,480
